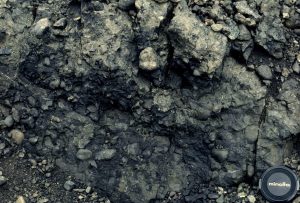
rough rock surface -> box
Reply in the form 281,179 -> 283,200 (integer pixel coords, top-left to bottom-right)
0,0 -> 299,202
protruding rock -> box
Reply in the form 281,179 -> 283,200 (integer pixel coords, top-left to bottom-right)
135,0 -> 170,32
9,129 -> 24,145
211,24 -> 223,32
32,18 -> 50,36
212,149 -> 229,162
255,17 -> 286,58
0,175 -> 7,186
256,65 -> 273,80
139,47 -> 159,71
53,18 -> 67,29
168,4 -> 228,75
64,180 -> 75,191
4,115 -> 14,127
292,61 -> 299,74
16,196 -> 26,203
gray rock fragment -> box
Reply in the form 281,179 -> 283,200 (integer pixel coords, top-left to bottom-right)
53,18 -> 67,29
76,149 -> 93,160
95,149 -> 116,161
292,61 -> 299,74
9,129 -> 24,145
256,65 -> 273,80
139,47 -> 159,71
135,0 -> 170,32
0,175 -> 7,186
168,3 -> 228,75
3,115 -> 13,127
32,18 -> 50,36
212,149 -> 229,162
234,1 -> 261,25
255,17 -> 286,58
63,180 -> 75,191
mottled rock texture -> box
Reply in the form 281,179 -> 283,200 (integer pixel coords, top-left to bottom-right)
0,0 -> 299,202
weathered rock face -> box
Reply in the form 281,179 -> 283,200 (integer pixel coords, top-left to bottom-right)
168,2 -> 228,75
0,0 -> 299,202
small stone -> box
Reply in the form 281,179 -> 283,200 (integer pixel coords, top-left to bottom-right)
127,143 -> 139,156
292,61 -> 299,74
76,149 -> 92,160
49,79 -> 60,89
43,57 -> 50,66
29,137 -> 39,144
86,186 -> 92,193
256,65 -> 273,80
32,18 -> 50,36
211,24 -> 223,32
247,165 -> 255,177
139,47 -> 159,71
247,195 -> 256,203
0,175 -> 7,186
216,195 -> 224,203
208,193 -> 219,199
12,108 -> 20,122
212,149 -> 229,162
4,115 -> 14,127
9,129 -> 25,145
16,196 -> 26,203
95,149 -> 116,161
37,198 -> 49,203
64,180 -> 75,191
53,18 -> 67,29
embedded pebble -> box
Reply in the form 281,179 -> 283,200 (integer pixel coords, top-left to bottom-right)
0,175 -> 7,186
256,65 -> 273,80
247,195 -> 256,203
9,129 -> 25,145
95,149 -> 116,161
64,180 -> 75,191
4,115 -> 14,127
139,47 -> 159,71
32,18 -> 50,36
76,149 -> 93,160
16,196 -> 26,203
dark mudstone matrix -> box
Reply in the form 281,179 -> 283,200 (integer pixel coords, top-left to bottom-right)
0,0 -> 299,202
